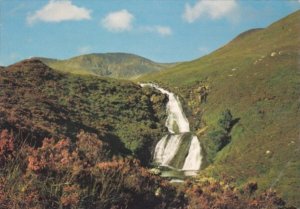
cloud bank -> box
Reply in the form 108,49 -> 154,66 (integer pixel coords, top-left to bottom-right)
183,0 -> 238,23
101,9 -> 134,32
27,0 -> 91,25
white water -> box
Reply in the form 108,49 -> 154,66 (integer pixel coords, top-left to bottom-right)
140,83 -> 190,133
140,83 -> 202,172
160,134 -> 183,166
182,136 -> 202,170
153,135 -> 168,163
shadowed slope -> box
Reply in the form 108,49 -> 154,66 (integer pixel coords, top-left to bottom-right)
0,58 -> 167,164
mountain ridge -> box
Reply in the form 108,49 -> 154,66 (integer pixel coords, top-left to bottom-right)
38,52 -> 177,79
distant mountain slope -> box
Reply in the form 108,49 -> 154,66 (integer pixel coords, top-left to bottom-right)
138,10 -> 300,206
38,53 -> 175,79
0,58 -> 167,164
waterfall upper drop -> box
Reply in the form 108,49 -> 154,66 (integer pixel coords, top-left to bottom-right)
140,83 -> 203,172
141,83 -> 190,133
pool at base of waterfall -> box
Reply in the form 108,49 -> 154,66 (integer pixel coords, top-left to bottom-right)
149,165 -> 199,183
160,166 -> 199,178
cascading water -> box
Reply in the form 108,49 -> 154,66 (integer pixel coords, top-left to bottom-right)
140,83 -> 203,174
182,136 -> 202,170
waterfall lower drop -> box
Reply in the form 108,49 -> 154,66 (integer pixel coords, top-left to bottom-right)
140,83 -> 203,175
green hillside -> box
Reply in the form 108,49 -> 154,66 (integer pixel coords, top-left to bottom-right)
0,58 -> 168,165
38,53 -> 175,79
138,10 -> 300,206
1,59 -> 292,209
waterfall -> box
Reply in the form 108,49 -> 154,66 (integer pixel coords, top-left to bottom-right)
140,83 -> 203,172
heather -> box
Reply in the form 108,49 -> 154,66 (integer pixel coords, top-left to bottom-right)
0,129 -> 294,209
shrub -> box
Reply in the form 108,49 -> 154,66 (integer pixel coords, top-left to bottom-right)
218,109 -> 233,131
208,129 -> 231,152
0,130 -> 14,167
202,109 -> 234,162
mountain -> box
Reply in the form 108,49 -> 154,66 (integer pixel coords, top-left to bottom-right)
38,53 -> 175,79
138,11 -> 300,206
0,58 -> 168,164
1,60 -> 291,209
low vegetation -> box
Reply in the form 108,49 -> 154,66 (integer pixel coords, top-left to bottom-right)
0,129 -> 295,209
0,129 -> 184,209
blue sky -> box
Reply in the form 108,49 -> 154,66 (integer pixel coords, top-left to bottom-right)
0,0 -> 299,65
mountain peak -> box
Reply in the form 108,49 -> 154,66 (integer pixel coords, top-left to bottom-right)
6,58 -> 61,80
8,58 -> 49,69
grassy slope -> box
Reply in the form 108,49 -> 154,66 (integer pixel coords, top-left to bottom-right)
39,53 -> 175,79
138,11 -> 300,205
0,59 -> 167,165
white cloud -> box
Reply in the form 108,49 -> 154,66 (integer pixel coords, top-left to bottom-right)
101,9 -> 134,32
78,46 -> 92,54
101,10 -> 171,36
183,0 -> 238,23
155,26 -> 172,36
143,25 -> 172,37
27,0 -> 91,25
